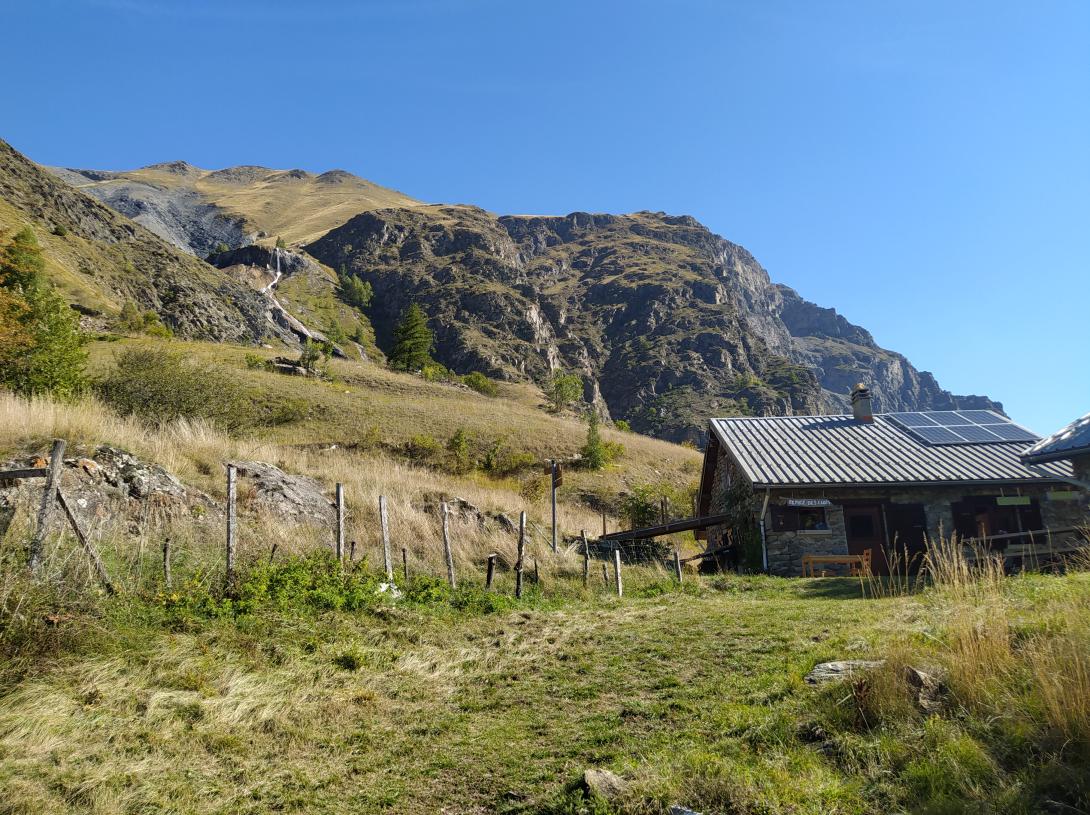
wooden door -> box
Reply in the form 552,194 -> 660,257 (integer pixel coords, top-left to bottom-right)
884,503 -> 929,574
843,504 -> 889,575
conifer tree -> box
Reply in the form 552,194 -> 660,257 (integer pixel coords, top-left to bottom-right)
389,303 -> 433,371
581,411 -> 607,470
0,227 -> 85,398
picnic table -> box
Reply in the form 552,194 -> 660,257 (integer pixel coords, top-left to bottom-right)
801,552 -> 871,577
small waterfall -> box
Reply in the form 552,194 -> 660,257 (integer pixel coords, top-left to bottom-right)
262,246 -> 283,293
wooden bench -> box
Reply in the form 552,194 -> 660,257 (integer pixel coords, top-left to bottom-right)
801,551 -> 871,577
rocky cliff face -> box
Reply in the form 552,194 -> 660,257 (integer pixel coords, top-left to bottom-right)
307,206 -> 999,443
0,140 -> 289,344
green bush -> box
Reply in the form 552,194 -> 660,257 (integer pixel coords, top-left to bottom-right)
462,371 -> 498,396
244,353 -> 265,370
446,428 -> 473,473
51,224 -> 68,237
97,346 -> 253,429
545,371 -> 583,412
405,434 -> 441,463
518,474 -> 548,502
614,419 -> 631,432
482,437 -> 537,476
421,361 -> 451,382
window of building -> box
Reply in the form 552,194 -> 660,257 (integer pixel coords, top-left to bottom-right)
771,505 -> 829,533
951,496 -> 1043,542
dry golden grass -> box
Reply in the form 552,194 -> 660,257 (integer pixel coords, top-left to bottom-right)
0,384 -> 695,592
83,164 -> 424,248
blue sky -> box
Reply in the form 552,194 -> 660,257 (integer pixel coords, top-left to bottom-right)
3,0 -> 1087,433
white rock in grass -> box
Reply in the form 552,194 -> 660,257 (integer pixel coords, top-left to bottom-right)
805,660 -> 885,684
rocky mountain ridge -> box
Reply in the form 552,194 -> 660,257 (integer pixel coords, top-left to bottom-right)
307,206 -> 1000,441
11,141 -> 1001,443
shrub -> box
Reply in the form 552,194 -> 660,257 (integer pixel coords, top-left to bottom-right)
51,224 -> 68,237
462,371 -> 498,396
360,424 -> 382,450
96,346 -> 253,429
297,339 -> 325,373
545,371 -> 583,412
446,428 -> 473,473
614,419 -> 631,432
421,361 -> 451,382
244,353 -> 265,370
518,474 -> 548,502
405,434 -> 441,464
482,437 -> 537,476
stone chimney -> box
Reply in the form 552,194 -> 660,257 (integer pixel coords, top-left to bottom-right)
851,383 -> 874,423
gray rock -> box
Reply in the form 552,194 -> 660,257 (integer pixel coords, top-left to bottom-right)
805,660 -> 885,684
904,665 -> 946,712
582,769 -> 628,803
229,461 -> 334,525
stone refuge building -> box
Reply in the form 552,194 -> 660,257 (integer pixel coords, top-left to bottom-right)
695,386 -> 1088,576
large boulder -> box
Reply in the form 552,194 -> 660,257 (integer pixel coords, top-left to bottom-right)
229,461 -> 334,525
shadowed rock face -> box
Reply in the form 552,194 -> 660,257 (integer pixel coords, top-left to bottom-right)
307,206 -> 1000,443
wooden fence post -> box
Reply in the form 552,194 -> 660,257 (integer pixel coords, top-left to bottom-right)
163,537 -> 172,589
515,511 -> 526,599
441,501 -> 456,589
534,558 -> 540,586
673,548 -> 683,582
28,438 -> 65,572
581,530 -> 590,587
335,483 -> 345,561
225,464 -> 237,589
349,540 -> 356,562
402,546 -> 408,582
613,547 -> 623,597
57,490 -> 115,595
601,562 -> 609,586
379,495 -> 393,580
486,553 -> 497,589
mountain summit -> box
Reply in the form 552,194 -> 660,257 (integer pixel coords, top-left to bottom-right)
3,139 -> 999,442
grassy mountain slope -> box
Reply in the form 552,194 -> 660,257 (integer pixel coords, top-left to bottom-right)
0,140 -> 288,344
53,160 -> 422,254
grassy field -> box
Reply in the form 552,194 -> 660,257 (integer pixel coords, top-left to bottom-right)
0,560 -> 1087,815
0,371 -> 1086,815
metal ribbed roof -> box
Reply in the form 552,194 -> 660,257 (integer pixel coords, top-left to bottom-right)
710,414 -> 1075,488
1021,412 -> 1090,465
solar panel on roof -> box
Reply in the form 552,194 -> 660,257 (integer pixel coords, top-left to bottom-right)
954,410 -> 1003,423
887,412 -> 939,427
910,426 -> 965,445
886,411 -> 1039,447
984,423 -> 1039,442
947,424 -> 1003,443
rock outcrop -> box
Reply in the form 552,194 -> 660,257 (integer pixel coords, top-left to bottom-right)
0,139 -> 292,345
307,206 -> 999,442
